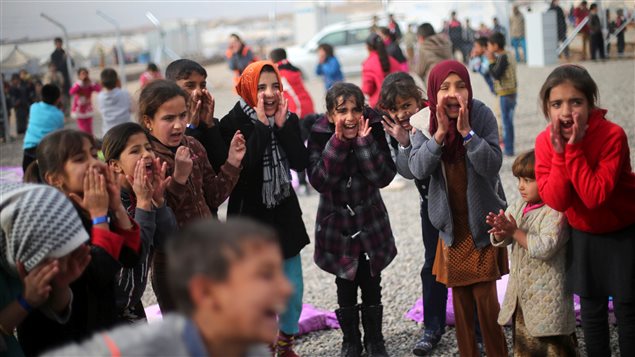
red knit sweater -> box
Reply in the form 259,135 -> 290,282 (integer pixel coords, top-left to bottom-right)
535,108 -> 635,233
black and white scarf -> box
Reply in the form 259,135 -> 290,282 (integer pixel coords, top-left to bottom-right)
240,99 -> 291,208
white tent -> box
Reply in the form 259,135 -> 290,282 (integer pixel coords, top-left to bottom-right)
0,46 -> 40,75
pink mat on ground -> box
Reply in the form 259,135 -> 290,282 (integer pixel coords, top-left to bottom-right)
404,275 -> 616,326
0,166 -> 23,183
144,303 -> 340,335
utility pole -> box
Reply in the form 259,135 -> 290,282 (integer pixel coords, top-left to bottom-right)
97,10 -> 127,88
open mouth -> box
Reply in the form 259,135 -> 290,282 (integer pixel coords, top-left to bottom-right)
445,102 -> 461,112
144,161 -> 153,176
559,118 -> 574,129
264,99 -> 277,111
170,132 -> 183,141
343,122 -> 358,130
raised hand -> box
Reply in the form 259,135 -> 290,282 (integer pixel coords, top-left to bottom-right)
52,244 -> 91,289
382,115 -> 410,147
255,92 -> 269,125
550,121 -> 565,154
68,167 -> 109,219
357,116 -> 372,138
126,159 -> 154,210
191,91 -> 202,127
227,130 -> 246,168
274,92 -> 288,128
201,89 -> 215,127
456,93 -> 471,137
568,112 -> 587,145
17,260 -> 59,308
104,164 -> 124,211
151,158 -> 170,207
435,95 -> 450,145
173,146 -> 193,185
487,209 -> 518,238
334,115 -> 345,141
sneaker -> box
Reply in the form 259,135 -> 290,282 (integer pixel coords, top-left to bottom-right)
412,329 -> 443,356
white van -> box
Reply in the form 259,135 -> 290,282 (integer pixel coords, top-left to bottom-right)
286,21 -> 374,79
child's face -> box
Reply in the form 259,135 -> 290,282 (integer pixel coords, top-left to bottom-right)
257,71 -> 281,117
487,42 -> 499,53
59,138 -> 106,195
517,177 -> 540,203
387,96 -> 419,131
329,96 -> 363,139
200,240 -> 292,344
473,42 -> 485,55
317,48 -> 326,63
109,133 -> 156,185
144,96 -> 188,147
547,82 -> 590,140
176,72 -> 207,96
78,70 -> 89,82
436,73 -> 469,119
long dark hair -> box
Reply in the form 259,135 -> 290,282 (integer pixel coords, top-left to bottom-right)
138,79 -> 188,127
539,64 -> 598,119
366,34 -> 390,73
24,129 -> 96,184
102,122 -> 152,163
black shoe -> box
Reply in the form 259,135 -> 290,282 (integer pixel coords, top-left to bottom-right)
412,329 -> 444,356
361,305 -> 389,357
335,305 -> 363,357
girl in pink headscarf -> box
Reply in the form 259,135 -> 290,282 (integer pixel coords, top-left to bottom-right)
408,60 -> 508,356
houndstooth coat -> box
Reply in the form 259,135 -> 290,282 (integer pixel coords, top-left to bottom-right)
308,115 -> 397,281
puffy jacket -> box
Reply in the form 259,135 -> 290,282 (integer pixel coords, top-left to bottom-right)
362,52 -> 401,108
276,60 -> 315,118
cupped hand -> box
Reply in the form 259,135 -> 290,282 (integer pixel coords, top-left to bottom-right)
227,131 -> 246,168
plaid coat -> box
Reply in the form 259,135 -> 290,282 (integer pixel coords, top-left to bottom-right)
308,115 -> 397,281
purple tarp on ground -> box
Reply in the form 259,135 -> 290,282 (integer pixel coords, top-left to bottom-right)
0,166 -> 23,183
405,275 -> 616,326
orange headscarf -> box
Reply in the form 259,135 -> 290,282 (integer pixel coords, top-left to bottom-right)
235,60 -> 284,108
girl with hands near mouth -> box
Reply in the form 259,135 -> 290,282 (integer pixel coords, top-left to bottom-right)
1,184 -> 92,357
308,82 -> 396,357
534,65 -> 635,356
139,80 -> 242,227
408,60 -> 508,357
103,122 -> 178,320
220,61 -> 309,356
20,130 -> 141,356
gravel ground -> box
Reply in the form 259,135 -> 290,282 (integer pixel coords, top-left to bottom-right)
1,59 -> 632,356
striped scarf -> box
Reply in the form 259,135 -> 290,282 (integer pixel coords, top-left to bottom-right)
240,99 -> 291,208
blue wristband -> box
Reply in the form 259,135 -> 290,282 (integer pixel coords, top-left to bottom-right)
17,294 -> 33,312
463,130 -> 475,142
92,215 -> 109,225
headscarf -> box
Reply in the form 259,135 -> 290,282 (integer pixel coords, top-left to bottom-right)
427,60 -> 473,162
235,60 -> 292,208
235,60 -> 284,108
0,183 -> 89,276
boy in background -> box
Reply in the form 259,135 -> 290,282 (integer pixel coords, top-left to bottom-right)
45,219 -> 292,357
96,68 -> 132,137
165,59 -> 228,175
487,32 -> 517,156
469,37 -> 495,95
22,84 -> 64,171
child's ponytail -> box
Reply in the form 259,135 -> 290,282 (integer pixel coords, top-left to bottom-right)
367,34 -> 391,74
23,161 -> 43,184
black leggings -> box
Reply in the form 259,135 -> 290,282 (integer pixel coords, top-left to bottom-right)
580,296 -> 635,356
336,255 -> 382,308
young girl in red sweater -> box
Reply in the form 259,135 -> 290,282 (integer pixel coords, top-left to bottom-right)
534,64 -> 635,356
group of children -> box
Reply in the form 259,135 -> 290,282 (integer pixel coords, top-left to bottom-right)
3,45 -> 634,357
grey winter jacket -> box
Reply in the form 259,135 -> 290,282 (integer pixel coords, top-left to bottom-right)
408,99 -> 507,248
43,314 -> 269,356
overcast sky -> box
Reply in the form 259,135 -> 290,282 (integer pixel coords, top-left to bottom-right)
1,1 -> 288,42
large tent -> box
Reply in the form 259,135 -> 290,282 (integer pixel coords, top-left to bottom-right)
1,46 -> 40,76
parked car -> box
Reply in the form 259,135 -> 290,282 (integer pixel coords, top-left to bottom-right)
286,21 -> 373,79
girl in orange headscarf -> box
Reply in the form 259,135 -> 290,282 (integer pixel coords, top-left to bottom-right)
219,61 -> 309,357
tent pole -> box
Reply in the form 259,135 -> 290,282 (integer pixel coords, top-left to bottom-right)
97,11 -> 127,88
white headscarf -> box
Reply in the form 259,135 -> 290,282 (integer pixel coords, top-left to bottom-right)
0,183 -> 89,276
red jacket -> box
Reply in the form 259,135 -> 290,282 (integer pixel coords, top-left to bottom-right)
276,60 -> 315,118
362,52 -> 401,108
535,108 -> 635,233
